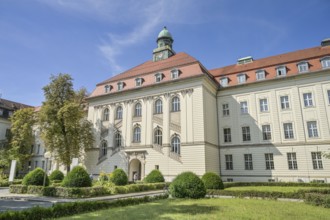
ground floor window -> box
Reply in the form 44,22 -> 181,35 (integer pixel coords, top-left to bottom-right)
287,152 -> 298,170
244,154 -> 253,170
265,153 -> 274,170
311,152 -> 323,169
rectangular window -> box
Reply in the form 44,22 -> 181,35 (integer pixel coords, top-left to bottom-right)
321,57 -> 330,69
327,90 -> 330,104
34,161 -> 38,169
283,123 -> 294,139
222,104 -> 230,116
31,145 -> 34,154
244,154 -> 253,170
276,66 -> 287,76
104,85 -> 111,93
171,69 -> 179,79
227,178 -> 233,182
155,73 -> 163,82
265,153 -> 274,170
260,99 -> 269,112
37,144 -> 40,154
280,96 -> 290,110
220,77 -> 228,87
237,74 -> 246,84
117,82 -> 124,91
225,155 -> 233,170
287,153 -> 298,170
256,70 -> 265,80
135,78 -> 142,87
307,121 -> 319,138
223,128 -> 231,143
242,126 -> 251,141
155,165 -> 159,170
42,161 -> 45,169
311,152 -> 323,169
240,101 -> 248,114
303,93 -> 314,107
262,125 -> 272,140
297,62 -> 309,73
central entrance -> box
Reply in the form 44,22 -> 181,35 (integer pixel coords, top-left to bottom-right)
129,159 -> 142,181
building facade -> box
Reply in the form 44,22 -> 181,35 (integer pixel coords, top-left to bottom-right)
85,27 -> 330,182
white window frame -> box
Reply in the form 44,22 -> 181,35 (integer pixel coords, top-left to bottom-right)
101,141 -> 107,157
311,152 -> 323,169
297,61 -> 309,73
237,73 -> 246,84
320,56 -> 330,69
154,99 -> 163,114
223,128 -> 231,143
287,152 -> 298,170
307,121 -> 318,138
116,106 -> 123,120
171,136 -> 180,155
133,126 -> 141,143
328,90 -> 330,104
244,154 -> 253,170
283,123 -> 294,139
260,98 -> 269,112
280,96 -> 290,110
117,82 -> 124,91
103,108 -> 109,121
262,125 -> 272,140
135,78 -> 143,87
303,93 -> 314,107
154,128 -> 163,146
171,96 -> 180,112
225,154 -> 233,170
222,103 -> 230,116
276,66 -> 287,76
256,70 -> 265,80
242,126 -> 251,142
155,73 -> 163,83
171,69 -> 180,79
134,103 -> 142,117
115,132 -> 122,148
104,85 -> 111,93
265,153 -> 274,170
220,77 -> 228,87
240,101 -> 248,114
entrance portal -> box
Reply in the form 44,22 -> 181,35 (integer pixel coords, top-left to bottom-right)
129,159 -> 142,181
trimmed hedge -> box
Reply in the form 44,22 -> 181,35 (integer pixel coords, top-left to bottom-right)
0,194 -> 169,220
223,182 -> 330,188
169,171 -> 206,199
62,166 -> 92,188
202,172 -> 224,190
49,170 -> 64,181
9,185 -> 28,194
305,193 -> 330,208
110,169 -> 128,186
22,168 -> 49,186
144,170 -> 165,183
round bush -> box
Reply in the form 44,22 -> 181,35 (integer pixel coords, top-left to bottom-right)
144,170 -> 165,183
49,170 -> 64,181
22,168 -> 49,186
169,171 -> 206,199
109,168 -> 128,186
201,172 -> 224,190
62,166 -> 92,187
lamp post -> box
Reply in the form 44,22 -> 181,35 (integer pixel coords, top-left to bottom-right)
43,151 -> 51,187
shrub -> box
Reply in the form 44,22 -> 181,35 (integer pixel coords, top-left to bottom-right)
169,171 -> 206,199
49,170 -> 64,181
22,168 -> 49,186
9,185 -> 28,194
144,170 -> 165,183
62,166 -> 92,187
305,193 -> 330,208
201,172 -> 224,190
110,169 -> 128,186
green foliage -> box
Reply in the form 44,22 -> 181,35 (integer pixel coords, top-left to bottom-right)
98,171 -> 109,181
49,170 -> 64,181
169,171 -> 206,199
144,169 -> 165,183
305,193 -> 330,208
39,74 -> 94,172
22,168 -> 49,186
110,168 -> 128,186
9,185 -> 28,194
110,183 -> 166,194
201,172 -> 224,190
62,166 -> 91,187
223,182 -> 330,188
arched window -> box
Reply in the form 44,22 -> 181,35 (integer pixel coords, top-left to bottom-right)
154,99 -> 163,114
154,128 -> 162,146
133,126 -> 141,143
116,106 -> 123,119
103,108 -> 109,121
134,103 -> 142,117
172,96 -> 180,112
171,136 -> 180,155
101,141 -> 107,157
115,132 -> 122,148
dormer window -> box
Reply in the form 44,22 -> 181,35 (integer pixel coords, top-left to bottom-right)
256,70 -> 265,80
155,73 -> 163,83
135,78 -> 143,87
297,61 -> 309,73
171,68 -> 180,79
276,66 -> 287,76
104,85 -> 111,93
237,73 -> 246,84
117,82 -> 124,91
320,56 -> 330,69
220,77 -> 228,87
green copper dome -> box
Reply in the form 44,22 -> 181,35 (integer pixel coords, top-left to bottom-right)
157,26 -> 173,40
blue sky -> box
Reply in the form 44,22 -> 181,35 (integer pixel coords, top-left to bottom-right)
1,0 -> 329,106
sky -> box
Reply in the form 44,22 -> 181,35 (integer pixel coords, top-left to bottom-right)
1,0 -> 330,107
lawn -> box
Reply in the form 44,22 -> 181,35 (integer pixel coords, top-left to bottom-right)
57,198 -> 330,220
224,186 -> 330,193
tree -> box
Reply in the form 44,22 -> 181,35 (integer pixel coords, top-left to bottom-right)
0,108 -> 35,171
39,74 -> 94,172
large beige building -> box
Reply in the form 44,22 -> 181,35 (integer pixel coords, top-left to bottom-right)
85,27 -> 330,182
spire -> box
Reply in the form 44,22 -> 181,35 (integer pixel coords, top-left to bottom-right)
153,26 -> 175,61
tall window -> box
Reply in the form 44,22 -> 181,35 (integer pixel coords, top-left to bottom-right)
256,70 -> 265,80
276,66 -> 287,76
101,141 -> 107,157
154,128 -> 162,146
287,153 -> 298,170
265,153 -> 274,170
307,121 -> 318,138
225,155 -> 233,170
242,126 -> 251,141
116,106 -> 123,119
240,101 -> 248,114
283,123 -> 294,139
103,108 -> 109,121
321,57 -> 330,69
134,103 -> 142,117
135,78 -> 143,87
171,69 -> 180,79
223,128 -> 231,143
328,90 -> 330,104
133,126 -> 141,143
171,136 -> 180,154
220,77 -> 228,87
260,99 -> 269,112
154,99 -> 163,114
262,125 -> 272,140
117,82 -> 124,91
172,97 -> 180,112
303,93 -> 314,107
311,152 -> 323,169
237,74 -> 246,84
244,154 -> 253,170
280,96 -> 290,110
297,61 -> 309,73
115,133 -> 122,148
104,85 -> 111,93
34,161 -> 38,169
222,104 -> 229,116
155,73 -> 163,82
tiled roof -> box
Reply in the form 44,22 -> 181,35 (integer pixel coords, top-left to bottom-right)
0,98 -> 32,110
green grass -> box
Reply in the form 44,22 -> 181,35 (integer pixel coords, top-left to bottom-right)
57,198 -> 330,220
224,186 -> 330,193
